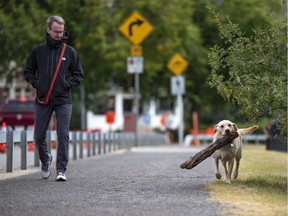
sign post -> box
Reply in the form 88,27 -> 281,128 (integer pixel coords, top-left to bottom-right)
119,11 -> 153,146
167,53 -> 188,145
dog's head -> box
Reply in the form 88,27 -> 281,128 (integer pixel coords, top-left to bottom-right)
214,120 -> 238,137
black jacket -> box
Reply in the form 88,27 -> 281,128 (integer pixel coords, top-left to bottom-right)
24,33 -> 84,106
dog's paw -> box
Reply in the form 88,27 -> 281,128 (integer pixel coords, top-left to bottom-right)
215,173 -> 222,179
233,172 -> 238,179
224,179 -> 231,184
223,177 -> 231,183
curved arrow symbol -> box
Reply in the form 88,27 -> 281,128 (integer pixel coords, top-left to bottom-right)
129,19 -> 144,36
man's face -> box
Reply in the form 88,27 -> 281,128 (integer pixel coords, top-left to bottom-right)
47,22 -> 64,40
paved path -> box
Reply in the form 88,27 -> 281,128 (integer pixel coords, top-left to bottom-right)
0,145 -> 224,216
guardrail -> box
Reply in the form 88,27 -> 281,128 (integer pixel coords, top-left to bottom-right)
184,134 -> 267,146
0,130 -> 136,173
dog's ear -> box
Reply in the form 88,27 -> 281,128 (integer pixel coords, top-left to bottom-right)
232,123 -> 238,131
214,124 -> 218,133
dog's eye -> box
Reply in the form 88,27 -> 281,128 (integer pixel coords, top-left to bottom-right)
220,125 -> 224,128
228,124 -> 231,127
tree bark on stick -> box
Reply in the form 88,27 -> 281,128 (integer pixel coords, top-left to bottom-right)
180,132 -> 239,170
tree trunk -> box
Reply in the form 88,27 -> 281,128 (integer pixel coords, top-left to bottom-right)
180,132 -> 239,170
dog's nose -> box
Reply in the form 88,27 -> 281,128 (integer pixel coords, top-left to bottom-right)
225,129 -> 230,133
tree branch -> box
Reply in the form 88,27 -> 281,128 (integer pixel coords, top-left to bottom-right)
180,132 -> 239,170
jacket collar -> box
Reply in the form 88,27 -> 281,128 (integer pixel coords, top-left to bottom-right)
46,31 -> 68,49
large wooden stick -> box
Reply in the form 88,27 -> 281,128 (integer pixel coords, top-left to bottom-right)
180,132 -> 239,170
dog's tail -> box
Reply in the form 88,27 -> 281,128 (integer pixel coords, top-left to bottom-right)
238,125 -> 259,136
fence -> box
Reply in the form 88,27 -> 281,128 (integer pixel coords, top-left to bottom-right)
0,130 -> 136,173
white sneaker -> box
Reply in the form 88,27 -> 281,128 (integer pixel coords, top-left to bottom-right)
56,172 -> 67,181
41,154 -> 52,179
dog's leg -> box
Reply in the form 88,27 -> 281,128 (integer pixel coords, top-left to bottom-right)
213,158 -> 221,179
227,159 -> 234,183
221,160 -> 230,183
233,157 -> 240,179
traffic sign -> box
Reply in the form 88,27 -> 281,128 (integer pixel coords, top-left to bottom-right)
171,75 -> 185,95
119,11 -> 154,45
131,45 -> 142,56
127,57 -> 144,73
167,53 -> 188,76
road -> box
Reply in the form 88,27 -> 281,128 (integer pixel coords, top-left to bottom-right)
0,145 -> 225,216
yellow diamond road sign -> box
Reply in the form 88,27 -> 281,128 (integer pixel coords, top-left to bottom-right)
167,53 -> 188,76
119,11 -> 153,45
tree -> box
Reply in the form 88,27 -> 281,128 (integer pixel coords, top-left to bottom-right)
0,0 -> 285,130
0,0 -> 48,80
208,10 -> 287,136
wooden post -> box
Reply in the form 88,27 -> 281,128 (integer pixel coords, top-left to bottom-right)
192,111 -> 200,145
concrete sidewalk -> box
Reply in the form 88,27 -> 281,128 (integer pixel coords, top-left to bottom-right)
0,145 -> 224,216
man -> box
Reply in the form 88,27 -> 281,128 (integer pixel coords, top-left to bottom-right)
24,15 -> 83,181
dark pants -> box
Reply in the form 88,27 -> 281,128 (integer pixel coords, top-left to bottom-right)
34,103 -> 72,172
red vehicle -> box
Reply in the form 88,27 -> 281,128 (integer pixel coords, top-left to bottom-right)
0,98 -> 35,130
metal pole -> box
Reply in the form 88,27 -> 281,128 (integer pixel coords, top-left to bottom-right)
134,73 -> 139,146
20,130 -> 27,170
72,131 -> 77,160
92,132 -> 96,156
103,133 -> 107,154
98,133 -> 102,155
177,93 -> 184,145
80,85 -> 86,130
79,132 -> 83,159
6,131 -> 13,172
87,132 -> 91,157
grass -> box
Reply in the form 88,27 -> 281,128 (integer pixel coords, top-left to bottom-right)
207,145 -> 287,216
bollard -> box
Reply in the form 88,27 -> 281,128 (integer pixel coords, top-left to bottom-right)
118,132 -> 121,150
20,130 -> 27,170
113,132 -> 117,151
108,132 -> 111,153
79,132 -> 83,159
6,131 -> 13,172
118,133 -> 120,150
112,132 -> 115,151
97,133 -> 101,155
103,133 -> 107,154
72,132 -> 77,160
115,132 -> 119,150
87,132 -> 91,157
92,132 -> 96,156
